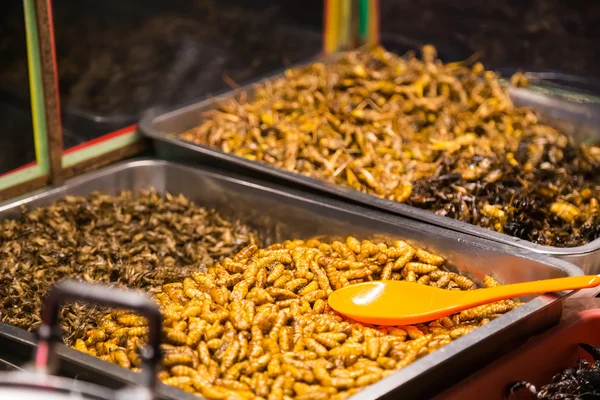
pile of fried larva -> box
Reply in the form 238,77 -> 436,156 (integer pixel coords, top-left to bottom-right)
74,237 -> 519,399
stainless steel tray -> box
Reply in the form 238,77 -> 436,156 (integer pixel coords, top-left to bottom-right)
0,159 -> 582,400
139,59 -> 600,274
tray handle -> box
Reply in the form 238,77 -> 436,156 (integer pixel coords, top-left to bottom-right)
35,280 -> 162,392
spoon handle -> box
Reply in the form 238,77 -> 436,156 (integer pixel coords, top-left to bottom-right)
467,275 -> 600,306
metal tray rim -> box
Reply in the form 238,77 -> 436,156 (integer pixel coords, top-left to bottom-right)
0,296 -> 566,400
0,158 -> 582,400
0,321 -> 198,400
1,158 -> 583,275
136,47 -> 600,260
140,105 -> 600,258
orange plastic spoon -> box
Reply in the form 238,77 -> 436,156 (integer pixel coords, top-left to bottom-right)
328,275 -> 600,326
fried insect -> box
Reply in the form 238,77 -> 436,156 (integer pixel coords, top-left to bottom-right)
74,237 -> 518,399
180,46 -> 600,248
508,343 -> 600,399
0,189 -> 258,345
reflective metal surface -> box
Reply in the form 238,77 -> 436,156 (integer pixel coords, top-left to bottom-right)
139,59 -> 600,273
0,159 -> 583,399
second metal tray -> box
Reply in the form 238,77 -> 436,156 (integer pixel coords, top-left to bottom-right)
139,56 -> 600,273
0,159 -> 581,400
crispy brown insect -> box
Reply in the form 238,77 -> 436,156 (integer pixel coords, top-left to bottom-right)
267,262 -> 285,284
452,275 -> 478,290
233,245 -> 258,262
0,189 -> 259,345
483,275 -> 501,288
110,349 -> 131,368
345,237 -> 361,254
392,247 -> 416,270
297,281 -> 319,296
74,339 -> 88,353
550,201 -> 580,224
161,376 -> 192,388
267,287 -> 298,300
405,262 -> 439,274
86,329 -> 107,344
162,352 -> 194,368
284,278 -> 308,293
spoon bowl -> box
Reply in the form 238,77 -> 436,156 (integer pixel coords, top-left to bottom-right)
328,275 -> 600,326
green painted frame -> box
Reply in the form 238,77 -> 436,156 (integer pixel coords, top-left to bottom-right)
0,0 -> 50,193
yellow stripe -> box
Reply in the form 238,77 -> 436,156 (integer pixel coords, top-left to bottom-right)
325,0 -> 340,54
339,0 -> 351,49
325,0 -> 334,53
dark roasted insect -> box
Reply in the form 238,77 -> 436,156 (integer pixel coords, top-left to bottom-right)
508,343 -> 600,399
180,45 -> 600,248
0,189 -> 258,345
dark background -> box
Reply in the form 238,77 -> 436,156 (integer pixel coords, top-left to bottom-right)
380,0 -> 600,77
0,0 -> 597,174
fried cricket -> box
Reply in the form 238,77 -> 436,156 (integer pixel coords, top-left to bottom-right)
0,189 -> 258,344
